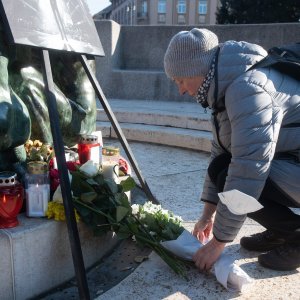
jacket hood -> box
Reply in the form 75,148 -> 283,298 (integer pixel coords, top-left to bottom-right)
207,41 -> 268,108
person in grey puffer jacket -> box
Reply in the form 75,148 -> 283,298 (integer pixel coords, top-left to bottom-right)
164,28 -> 300,272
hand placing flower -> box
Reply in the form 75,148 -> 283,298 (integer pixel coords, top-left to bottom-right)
192,237 -> 226,271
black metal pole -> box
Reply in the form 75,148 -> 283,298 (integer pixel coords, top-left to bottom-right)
41,50 -> 90,299
80,55 -> 158,204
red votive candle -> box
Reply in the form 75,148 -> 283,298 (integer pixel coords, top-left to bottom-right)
0,172 -> 24,228
78,135 -> 100,165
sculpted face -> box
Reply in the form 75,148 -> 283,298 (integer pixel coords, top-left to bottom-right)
173,76 -> 205,97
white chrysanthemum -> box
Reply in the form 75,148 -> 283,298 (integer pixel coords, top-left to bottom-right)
143,202 -> 161,213
172,216 -> 183,223
131,204 -> 140,215
161,209 -> 169,216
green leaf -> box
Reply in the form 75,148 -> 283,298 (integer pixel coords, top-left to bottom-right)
119,176 -> 136,192
114,225 -> 131,239
86,178 -> 98,186
73,202 -> 91,218
71,172 -> 95,196
126,221 -> 139,234
80,192 -> 97,203
118,193 -> 131,209
116,206 -> 129,222
105,180 -> 119,194
93,173 -> 105,185
94,195 -> 115,210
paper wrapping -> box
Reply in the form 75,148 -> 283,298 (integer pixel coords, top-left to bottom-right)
161,230 -> 253,292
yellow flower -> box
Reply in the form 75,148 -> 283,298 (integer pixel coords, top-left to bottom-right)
46,202 -> 80,222
33,139 -> 43,148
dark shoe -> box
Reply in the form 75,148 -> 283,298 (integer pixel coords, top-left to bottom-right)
258,243 -> 300,271
240,230 -> 285,252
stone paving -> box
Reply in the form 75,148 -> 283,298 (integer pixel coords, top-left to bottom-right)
95,140 -> 300,300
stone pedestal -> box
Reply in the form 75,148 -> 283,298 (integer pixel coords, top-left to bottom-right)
0,214 -> 118,300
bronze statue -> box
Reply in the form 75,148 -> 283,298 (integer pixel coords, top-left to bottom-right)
0,21 -> 96,172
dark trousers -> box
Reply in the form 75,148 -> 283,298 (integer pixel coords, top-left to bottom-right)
208,153 -> 300,245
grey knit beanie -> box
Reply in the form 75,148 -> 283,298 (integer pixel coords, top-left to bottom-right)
164,28 -> 219,78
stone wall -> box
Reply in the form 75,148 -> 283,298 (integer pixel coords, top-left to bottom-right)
94,21 -> 300,102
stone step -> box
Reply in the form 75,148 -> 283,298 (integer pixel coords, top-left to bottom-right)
96,121 -> 212,152
97,109 -> 211,132
96,99 -> 212,152
96,99 -> 211,131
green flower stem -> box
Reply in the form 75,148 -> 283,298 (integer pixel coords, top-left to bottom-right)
132,214 -> 159,243
132,231 -> 187,279
121,217 -> 188,278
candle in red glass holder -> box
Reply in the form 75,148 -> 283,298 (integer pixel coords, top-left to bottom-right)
78,135 -> 100,165
0,172 -> 24,229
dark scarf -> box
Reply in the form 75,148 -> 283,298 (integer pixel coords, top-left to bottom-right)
195,56 -> 216,109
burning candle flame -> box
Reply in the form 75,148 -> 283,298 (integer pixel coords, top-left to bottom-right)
2,195 -> 6,203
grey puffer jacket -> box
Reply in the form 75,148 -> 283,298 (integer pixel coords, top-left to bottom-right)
201,40 -> 300,242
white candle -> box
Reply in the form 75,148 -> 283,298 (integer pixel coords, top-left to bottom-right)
102,161 -> 119,183
90,146 -> 100,165
26,184 -> 50,217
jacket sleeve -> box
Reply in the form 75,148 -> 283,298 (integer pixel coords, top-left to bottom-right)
213,72 -> 283,242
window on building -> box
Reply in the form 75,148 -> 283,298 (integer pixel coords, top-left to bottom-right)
198,0 -> 207,15
177,0 -> 186,14
142,1 -> 147,13
158,0 -> 166,13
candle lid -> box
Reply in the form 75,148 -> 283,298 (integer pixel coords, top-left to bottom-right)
79,134 -> 98,144
0,172 -> 17,186
102,146 -> 120,156
27,161 -> 48,174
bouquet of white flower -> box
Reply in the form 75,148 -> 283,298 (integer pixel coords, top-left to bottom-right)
47,160 -> 253,290
60,161 -> 189,278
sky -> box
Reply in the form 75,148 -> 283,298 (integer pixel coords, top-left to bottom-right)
86,0 -> 111,15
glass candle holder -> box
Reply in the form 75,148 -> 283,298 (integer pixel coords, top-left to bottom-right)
26,161 -> 50,217
0,172 -> 24,228
102,146 -> 120,183
78,134 -> 100,165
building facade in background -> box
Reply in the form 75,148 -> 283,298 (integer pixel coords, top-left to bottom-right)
94,0 -> 219,25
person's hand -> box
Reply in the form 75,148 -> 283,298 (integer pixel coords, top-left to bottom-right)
192,237 -> 226,272
192,217 -> 213,244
